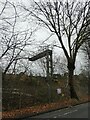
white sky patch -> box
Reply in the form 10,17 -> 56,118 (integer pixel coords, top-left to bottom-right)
0,0 -> 88,75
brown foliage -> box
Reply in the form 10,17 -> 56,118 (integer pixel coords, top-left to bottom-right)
2,95 -> 89,119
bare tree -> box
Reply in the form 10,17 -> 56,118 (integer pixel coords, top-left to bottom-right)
0,1 -> 38,74
53,54 -> 67,75
81,2 -> 90,80
82,39 -> 90,79
0,0 -> 7,16
23,0 -> 90,99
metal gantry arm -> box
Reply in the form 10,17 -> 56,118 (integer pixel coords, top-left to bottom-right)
28,49 -> 53,79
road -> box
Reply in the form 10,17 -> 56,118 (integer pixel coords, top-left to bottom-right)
23,102 -> 89,119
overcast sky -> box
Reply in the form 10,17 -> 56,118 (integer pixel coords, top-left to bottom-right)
0,0 -> 88,75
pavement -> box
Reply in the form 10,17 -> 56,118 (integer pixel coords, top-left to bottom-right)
23,102 -> 89,119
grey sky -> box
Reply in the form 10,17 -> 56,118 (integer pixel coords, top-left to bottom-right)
0,0 -> 88,75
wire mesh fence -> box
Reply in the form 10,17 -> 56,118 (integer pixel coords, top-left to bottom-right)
2,73 -> 88,112
2,75 -> 69,112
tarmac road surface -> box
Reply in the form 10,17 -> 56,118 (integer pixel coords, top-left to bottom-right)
23,102 -> 89,119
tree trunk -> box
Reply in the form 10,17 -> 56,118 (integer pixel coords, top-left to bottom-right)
68,69 -> 78,99
68,60 -> 79,100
